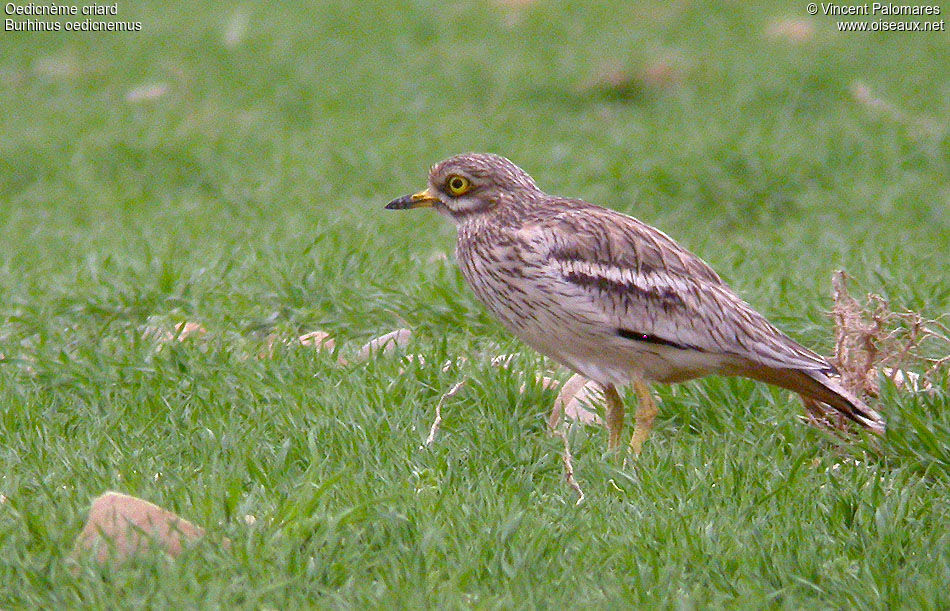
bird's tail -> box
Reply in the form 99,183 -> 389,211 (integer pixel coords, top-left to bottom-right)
747,367 -> 886,435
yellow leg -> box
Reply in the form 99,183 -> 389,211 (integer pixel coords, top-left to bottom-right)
603,384 -> 625,451
629,380 -> 659,456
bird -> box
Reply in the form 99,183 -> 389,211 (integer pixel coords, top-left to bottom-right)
386,153 -> 885,455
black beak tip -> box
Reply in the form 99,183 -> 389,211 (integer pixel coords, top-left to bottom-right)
385,195 -> 410,210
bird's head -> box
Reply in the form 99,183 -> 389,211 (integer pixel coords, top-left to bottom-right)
386,153 -> 541,224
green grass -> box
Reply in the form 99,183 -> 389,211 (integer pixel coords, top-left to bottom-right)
1,0 -> 948,606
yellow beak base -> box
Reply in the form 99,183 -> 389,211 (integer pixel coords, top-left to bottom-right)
385,188 -> 441,210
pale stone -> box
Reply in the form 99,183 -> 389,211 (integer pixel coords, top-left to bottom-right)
74,492 -> 210,564
298,331 -> 335,351
552,374 -> 604,428
356,328 -> 412,361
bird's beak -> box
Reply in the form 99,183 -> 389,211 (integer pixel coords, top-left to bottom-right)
385,188 -> 441,210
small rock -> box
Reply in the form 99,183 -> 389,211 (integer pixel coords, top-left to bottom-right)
74,492 -> 214,564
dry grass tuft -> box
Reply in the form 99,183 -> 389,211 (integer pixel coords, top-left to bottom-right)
831,271 -> 947,392
829,271 -> 886,399
553,428 -> 585,505
805,271 -> 947,430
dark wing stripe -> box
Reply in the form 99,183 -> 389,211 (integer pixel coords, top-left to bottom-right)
562,270 -> 686,307
617,327 -> 700,351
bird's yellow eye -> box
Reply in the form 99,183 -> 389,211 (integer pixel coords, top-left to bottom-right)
445,175 -> 471,197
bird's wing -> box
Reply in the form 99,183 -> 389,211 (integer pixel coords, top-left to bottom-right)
514,203 -> 832,372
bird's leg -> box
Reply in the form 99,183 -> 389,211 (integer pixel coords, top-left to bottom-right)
602,383 -> 625,451
629,380 -> 659,456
